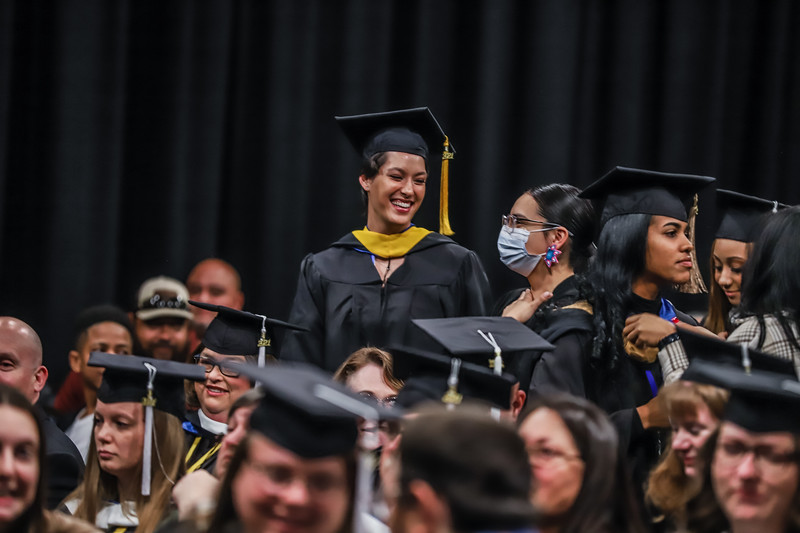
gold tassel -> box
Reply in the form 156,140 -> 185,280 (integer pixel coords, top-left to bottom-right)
678,194 -> 707,294
439,136 -> 454,235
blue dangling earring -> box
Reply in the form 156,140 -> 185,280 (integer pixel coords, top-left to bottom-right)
544,244 -> 562,268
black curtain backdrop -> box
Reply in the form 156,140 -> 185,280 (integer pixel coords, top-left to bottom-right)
1,0 -> 798,385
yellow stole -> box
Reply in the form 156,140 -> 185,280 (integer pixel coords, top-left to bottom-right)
351,226 -> 431,259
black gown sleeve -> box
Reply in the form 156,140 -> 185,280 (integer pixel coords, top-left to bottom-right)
41,416 -> 85,509
529,332 -> 591,398
458,250 -> 492,316
280,253 -> 325,367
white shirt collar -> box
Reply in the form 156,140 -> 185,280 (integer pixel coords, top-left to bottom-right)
198,409 -> 228,435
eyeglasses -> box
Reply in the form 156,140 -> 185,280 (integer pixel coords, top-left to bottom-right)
141,292 -> 187,310
194,355 -> 242,378
358,391 -> 397,408
716,440 -> 798,472
526,445 -> 582,467
501,214 -> 559,230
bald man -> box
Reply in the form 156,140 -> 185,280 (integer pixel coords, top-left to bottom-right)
0,317 -> 84,508
186,258 -> 245,339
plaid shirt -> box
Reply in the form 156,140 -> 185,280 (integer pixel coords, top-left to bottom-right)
728,314 -> 800,377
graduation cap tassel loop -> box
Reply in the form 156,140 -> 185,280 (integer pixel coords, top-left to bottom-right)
439,136 -> 454,236
141,362 -> 158,497
680,194 -> 707,295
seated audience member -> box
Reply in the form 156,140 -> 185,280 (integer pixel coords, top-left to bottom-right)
0,383 -> 98,532
392,407 -> 536,533
334,347 -> 403,450
63,353 -> 204,533
183,302 -> 302,474
167,390 -> 264,530
62,305 -> 134,461
410,316 -> 555,419
206,364 -> 376,533
185,258 -> 245,349
682,361 -> 800,533
645,329 -> 793,529
646,381 -> 728,528
133,276 -> 193,363
0,316 -> 84,509
517,392 -> 648,533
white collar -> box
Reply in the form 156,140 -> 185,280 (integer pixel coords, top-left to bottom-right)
198,409 -> 228,435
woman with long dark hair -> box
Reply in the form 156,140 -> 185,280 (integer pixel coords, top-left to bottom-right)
281,108 -> 490,373
517,392 -> 648,533
704,190 -> 784,336
494,183 -> 597,393
726,206 -> 800,375
577,166 -> 714,494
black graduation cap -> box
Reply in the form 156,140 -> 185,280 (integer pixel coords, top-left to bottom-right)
220,361 -> 396,458
683,361 -> 800,433
391,346 -> 517,410
411,317 -> 554,386
189,301 -> 307,363
578,166 -> 715,227
91,352 -> 206,420
715,189 -> 785,242
678,328 -> 796,378
336,107 -> 453,162
335,107 -> 456,235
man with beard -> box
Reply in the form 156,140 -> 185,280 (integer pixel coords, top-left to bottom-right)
133,276 -> 192,362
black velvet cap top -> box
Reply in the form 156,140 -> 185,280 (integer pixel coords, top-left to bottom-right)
189,301 -> 307,356
335,107 -> 453,161
578,166 -> 715,227
683,360 -> 800,433
679,328 -> 796,378
91,352 -> 206,420
220,361 -> 394,458
715,189 -> 785,242
390,345 -> 516,410
411,316 -> 554,383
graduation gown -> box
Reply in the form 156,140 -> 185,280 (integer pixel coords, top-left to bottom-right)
40,410 -> 85,509
502,286 -> 696,496
493,277 -> 594,393
282,232 -> 491,372
182,410 -> 222,475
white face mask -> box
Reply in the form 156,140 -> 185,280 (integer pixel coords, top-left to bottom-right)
497,225 -> 549,277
